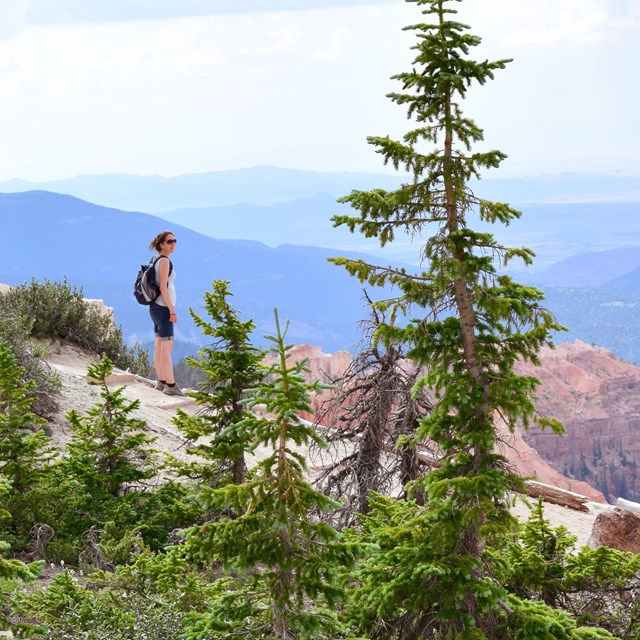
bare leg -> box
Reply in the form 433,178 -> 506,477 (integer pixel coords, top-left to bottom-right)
153,336 -> 175,383
153,336 -> 162,380
158,337 -> 175,384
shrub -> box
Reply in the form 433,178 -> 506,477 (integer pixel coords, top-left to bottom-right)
0,279 -> 150,375
66,358 -> 159,499
0,477 -> 43,635
13,549 -> 214,640
19,467 -> 94,563
494,500 -> 640,639
0,311 -> 60,418
13,570 -> 186,640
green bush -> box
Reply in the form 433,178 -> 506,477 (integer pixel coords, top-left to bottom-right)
0,343 -> 57,544
19,466 -> 94,563
0,278 -> 150,375
0,477 -> 44,635
0,311 -> 60,418
13,550 -> 214,640
14,570 -> 186,640
494,500 -> 640,639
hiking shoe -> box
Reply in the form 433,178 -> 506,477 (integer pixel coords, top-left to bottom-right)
163,384 -> 185,397
155,380 -> 166,391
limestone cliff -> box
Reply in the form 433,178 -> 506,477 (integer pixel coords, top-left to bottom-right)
516,340 -> 640,503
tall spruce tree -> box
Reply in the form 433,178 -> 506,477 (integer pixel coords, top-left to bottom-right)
332,0 -> 565,636
183,310 -> 352,640
173,280 -> 266,487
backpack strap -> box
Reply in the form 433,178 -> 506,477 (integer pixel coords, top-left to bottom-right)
153,254 -> 173,275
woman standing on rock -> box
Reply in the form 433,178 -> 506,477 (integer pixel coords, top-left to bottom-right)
148,230 -> 184,396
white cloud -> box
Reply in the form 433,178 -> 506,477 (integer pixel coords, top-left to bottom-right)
458,0 -> 640,48
250,13 -> 354,64
0,0 -> 27,38
22,0 -> 396,25
312,27 -> 350,62
506,5 -> 609,46
255,15 -> 306,55
0,0 -> 637,181
0,4 -> 414,180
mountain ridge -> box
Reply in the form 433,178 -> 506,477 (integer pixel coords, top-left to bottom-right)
3,166 -> 640,214
0,166 -> 405,212
4,186 -> 640,363
0,190 -> 391,354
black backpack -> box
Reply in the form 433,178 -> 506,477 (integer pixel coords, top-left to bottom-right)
133,255 -> 172,305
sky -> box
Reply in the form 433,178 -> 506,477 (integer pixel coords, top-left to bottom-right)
0,0 -> 638,181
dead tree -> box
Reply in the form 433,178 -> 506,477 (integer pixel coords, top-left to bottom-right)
309,296 -> 434,527
25,523 -> 55,561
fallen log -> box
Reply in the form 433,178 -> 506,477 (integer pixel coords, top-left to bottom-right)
523,480 -> 590,512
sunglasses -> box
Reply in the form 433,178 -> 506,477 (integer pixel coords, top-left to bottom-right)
165,239 -> 177,245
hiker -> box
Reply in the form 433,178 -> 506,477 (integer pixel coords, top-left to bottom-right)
148,230 -> 184,396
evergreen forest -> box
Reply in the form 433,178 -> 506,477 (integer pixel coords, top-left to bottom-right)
1,1 -> 640,638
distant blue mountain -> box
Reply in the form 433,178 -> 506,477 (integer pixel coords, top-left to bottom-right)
154,193 -> 421,265
470,173 -> 640,205
522,246 -> 640,288
5,177 -> 640,364
158,194 -> 352,247
0,167 -> 405,213
541,285 -> 640,365
511,245 -> 640,365
2,167 -> 639,215
155,196 -> 640,271
474,202 -> 640,270
0,191 -> 395,354
602,265 -> 640,293
4,167 -> 640,271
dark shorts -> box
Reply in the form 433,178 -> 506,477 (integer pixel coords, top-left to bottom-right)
149,303 -> 173,340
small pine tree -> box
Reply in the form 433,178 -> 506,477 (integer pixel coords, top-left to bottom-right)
66,357 -> 159,498
173,280 -> 266,487
183,310 -> 352,640
0,478 -> 43,635
0,343 -> 55,500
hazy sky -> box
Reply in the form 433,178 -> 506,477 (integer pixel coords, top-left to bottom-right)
0,0 -> 637,181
